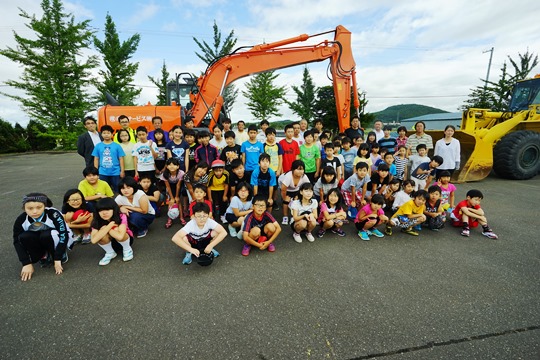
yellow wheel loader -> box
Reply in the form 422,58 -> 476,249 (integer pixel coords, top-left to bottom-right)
428,75 -> 540,182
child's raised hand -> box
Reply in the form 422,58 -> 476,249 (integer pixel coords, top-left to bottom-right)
54,260 -> 63,275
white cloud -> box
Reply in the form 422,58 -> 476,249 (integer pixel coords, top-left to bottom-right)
64,1 -> 94,20
125,2 -> 161,27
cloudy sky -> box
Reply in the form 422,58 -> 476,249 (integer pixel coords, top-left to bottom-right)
1,0 -> 540,126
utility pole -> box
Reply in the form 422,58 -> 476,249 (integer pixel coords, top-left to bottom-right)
483,47 -> 494,91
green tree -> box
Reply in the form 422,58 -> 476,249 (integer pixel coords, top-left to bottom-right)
314,85 -> 371,132
242,70 -> 287,121
0,0 -> 98,148
284,66 -> 317,123
93,13 -> 141,105
461,50 -> 539,111
148,60 -> 173,106
193,20 -> 239,110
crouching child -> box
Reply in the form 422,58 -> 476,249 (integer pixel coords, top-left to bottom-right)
390,190 -> 428,236
171,202 -> 227,266
241,195 -> 281,256
355,194 -> 388,241
451,189 -> 498,239
423,185 -> 446,231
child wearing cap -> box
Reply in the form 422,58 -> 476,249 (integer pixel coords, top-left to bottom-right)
207,160 -> 229,222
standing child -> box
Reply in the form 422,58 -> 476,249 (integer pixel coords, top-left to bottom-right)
62,189 -> 93,244
365,131 -> 377,151
171,202 -> 226,266
183,129 -> 198,172
207,160 -> 229,222
369,143 -> 381,173
117,129 -> 136,178
153,128 -> 168,176
354,143 -> 373,176
341,162 -> 370,210
333,140 -> 346,183
161,158 -> 185,228
395,126 -> 409,151
241,125 -> 265,180
210,124 -> 227,155
165,125 -> 188,172
250,153 -> 277,208
225,182 -> 253,238
279,124 -> 301,174
424,185 -> 446,231
378,125 -> 397,155
264,127 -> 284,207
115,176 -> 155,238
90,197 -> 134,266
355,194 -> 388,241
289,183 -> 318,243
393,145 -> 408,181
383,152 -> 397,178
299,130 -> 321,183
241,194 -> 282,256
451,189 -> 498,239
411,155 -> 443,191
317,188 -> 347,237
92,125 -> 125,193
320,143 -> 342,180
194,131 -> 219,166
132,126 -> 158,184
390,190 -> 428,236
13,193 -> 71,281
313,166 -> 339,203
220,131 -> 242,174
340,137 -> 356,179
436,170 -> 457,213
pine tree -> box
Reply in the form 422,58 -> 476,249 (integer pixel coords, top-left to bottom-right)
148,60 -> 173,106
242,71 -> 287,121
314,85 -> 370,131
193,20 -> 238,110
284,66 -> 317,123
0,0 -> 98,148
94,13 -> 141,105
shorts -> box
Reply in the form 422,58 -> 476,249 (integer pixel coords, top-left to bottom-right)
450,211 -> 479,228
390,215 -> 420,228
341,190 -> 363,206
355,217 -> 381,230
225,212 -> 240,224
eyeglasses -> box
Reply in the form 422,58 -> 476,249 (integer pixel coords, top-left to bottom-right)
253,204 -> 266,208
68,198 -> 83,203
194,214 -> 209,219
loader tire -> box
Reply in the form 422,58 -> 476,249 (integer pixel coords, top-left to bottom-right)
493,130 -> 540,180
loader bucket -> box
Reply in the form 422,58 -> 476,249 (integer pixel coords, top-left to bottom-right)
426,130 -> 492,183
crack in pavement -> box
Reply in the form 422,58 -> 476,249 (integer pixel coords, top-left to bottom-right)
348,325 -> 540,359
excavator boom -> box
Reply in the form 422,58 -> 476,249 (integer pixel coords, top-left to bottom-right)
188,25 -> 359,131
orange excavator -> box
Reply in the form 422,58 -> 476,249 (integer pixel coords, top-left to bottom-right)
98,25 -> 359,133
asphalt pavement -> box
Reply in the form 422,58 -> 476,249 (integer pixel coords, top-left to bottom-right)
0,153 -> 538,360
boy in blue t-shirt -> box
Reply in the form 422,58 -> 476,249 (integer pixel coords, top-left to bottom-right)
241,124 -> 264,180
92,125 -> 125,192
250,153 -> 277,208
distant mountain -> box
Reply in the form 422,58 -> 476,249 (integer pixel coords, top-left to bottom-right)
373,104 -> 448,123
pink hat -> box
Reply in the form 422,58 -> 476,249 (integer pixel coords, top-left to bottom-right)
211,159 -> 225,168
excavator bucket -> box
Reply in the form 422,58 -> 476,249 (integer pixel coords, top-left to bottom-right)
426,130 -> 491,183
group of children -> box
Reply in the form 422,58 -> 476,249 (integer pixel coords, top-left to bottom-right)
12,119 -> 499,281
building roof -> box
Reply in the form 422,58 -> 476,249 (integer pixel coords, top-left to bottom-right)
402,112 -> 462,122
400,112 -> 463,130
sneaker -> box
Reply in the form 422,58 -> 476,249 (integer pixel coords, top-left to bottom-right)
358,231 -> 370,241
401,228 -> 419,236
228,225 -> 238,237
390,218 -> 400,226
461,228 -> 470,237
268,243 -> 276,252
211,249 -> 220,257
137,229 -> 148,238
289,217 -> 295,225
99,252 -> 117,266
371,229 -> 384,238
282,216 -> 289,225
365,229 -> 373,236
413,224 -> 422,231
123,249 -> 134,262
82,232 -> 92,244
165,218 -> 173,229
385,225 -> 393,236
306,232 -> 315,242
482,230 -> 498,239
332,228 -> 346,237
292,232 -> 302,243
317,228 -> 326,238
182,252 -> 193,265
61,252 -> 69,264
220,215 -> 227,223
241,244 -> 251,256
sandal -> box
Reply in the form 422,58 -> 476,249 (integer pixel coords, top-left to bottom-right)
180,217 -> 187,225
165,218 -> 173,229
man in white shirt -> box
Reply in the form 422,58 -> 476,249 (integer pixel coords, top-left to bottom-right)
234,120 -> 250,145
373,120 -> 385,142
